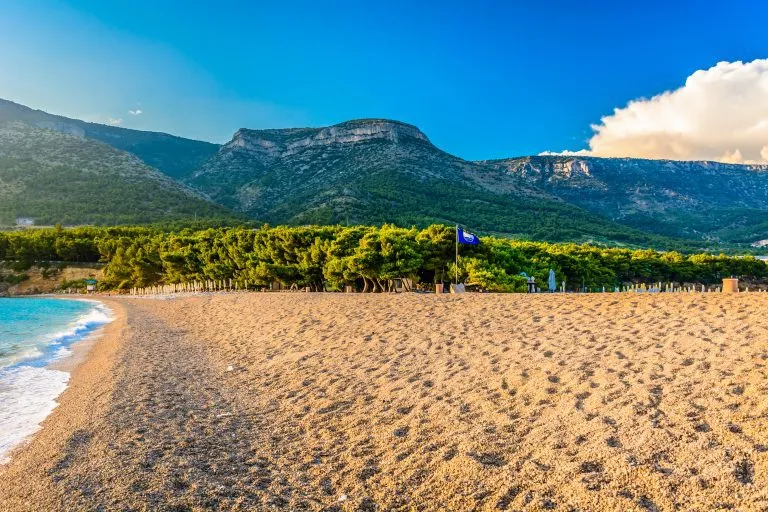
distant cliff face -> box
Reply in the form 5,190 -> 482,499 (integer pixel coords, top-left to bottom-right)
492,157 -> 608,190
184,119 -> 656,245
226,120 -> 430,159
188,119 -> 484,220
482,155 -> 768,242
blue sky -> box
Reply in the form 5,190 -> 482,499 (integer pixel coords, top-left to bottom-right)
1,0 -> 767,160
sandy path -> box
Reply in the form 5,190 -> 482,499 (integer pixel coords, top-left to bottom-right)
2,293 -> 768,511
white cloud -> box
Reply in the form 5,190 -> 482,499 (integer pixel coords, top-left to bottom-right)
106,117 -> 123,126
539,149 -> 591,157
545,59 -> 768,164
129,109 -> 143,115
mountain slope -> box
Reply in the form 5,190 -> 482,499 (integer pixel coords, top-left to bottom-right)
0,120 -> 234,226
481,155 -> 768,243
0,99 -> 219,179
187,119 -> 693,246
2,98 -> 761,249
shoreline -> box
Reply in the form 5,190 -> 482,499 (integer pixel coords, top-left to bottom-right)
0,297 -> 115,464
46,296 -> 113,373
46,325 -> 106,373
0,298 -> 123,503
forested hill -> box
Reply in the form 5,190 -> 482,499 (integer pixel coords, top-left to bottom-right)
481,155 -> 768,244
2,98 -> 767,252
0,120 -> 236,226
0,99 -> 681,247
187,119 -> 690,248
0,99 -> 219,179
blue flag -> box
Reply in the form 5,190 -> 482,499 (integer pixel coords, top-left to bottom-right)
457,227 -> 480,245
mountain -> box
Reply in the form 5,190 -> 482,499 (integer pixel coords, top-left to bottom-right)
186,119 -> 680,245
0,120 -> 234,226
2,98 -> 764,249
481,155 -> 768,244
0,99 -> 219,179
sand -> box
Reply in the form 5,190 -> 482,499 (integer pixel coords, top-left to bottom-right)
1,292 -> 768,511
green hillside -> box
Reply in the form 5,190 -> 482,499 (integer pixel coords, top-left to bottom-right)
187,120 -> 699,249
0,120 -> 236,226
482,155 -> 768,244
1,98 -> 764,252
0,98 -> 219,179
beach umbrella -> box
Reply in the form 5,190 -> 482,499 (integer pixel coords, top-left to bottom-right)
548,269 -> 557,292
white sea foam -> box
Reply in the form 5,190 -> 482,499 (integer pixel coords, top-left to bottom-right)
53,346 -> 73,360
45,303 -> 114,347
0,366 -> 70,463
0,303 -> 113,369
0,300 -> 113,464
19,348 -> 44,360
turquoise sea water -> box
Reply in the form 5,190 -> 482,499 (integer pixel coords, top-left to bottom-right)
0,298 -> 112,462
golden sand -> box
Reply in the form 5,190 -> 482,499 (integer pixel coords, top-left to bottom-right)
2,292 -> 768,511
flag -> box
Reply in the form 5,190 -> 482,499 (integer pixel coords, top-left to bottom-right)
457,227 -> 480,245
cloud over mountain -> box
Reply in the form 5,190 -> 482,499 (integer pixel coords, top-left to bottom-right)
548,59 -> 768,163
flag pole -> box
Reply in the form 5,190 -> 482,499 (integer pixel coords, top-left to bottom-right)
455,224 -> 459,284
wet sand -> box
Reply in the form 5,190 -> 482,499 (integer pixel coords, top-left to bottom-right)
1,292 -> 768,511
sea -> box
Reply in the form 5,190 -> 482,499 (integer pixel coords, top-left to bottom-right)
0,297 -> 112,463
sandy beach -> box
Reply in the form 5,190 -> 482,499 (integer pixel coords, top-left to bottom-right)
1,292 -> 768,511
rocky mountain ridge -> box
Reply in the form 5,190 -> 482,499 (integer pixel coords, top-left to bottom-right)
482,155 -> 768,242
226,119 -> 430,159
2,97 -> 768,247
486,155 -> 768,186
186,118 -> 684,246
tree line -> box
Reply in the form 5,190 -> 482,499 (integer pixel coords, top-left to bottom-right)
1,224 -> 766,292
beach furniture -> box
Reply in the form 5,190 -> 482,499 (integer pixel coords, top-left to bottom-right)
392,278 -> 413,293
722,278 -> 739,293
